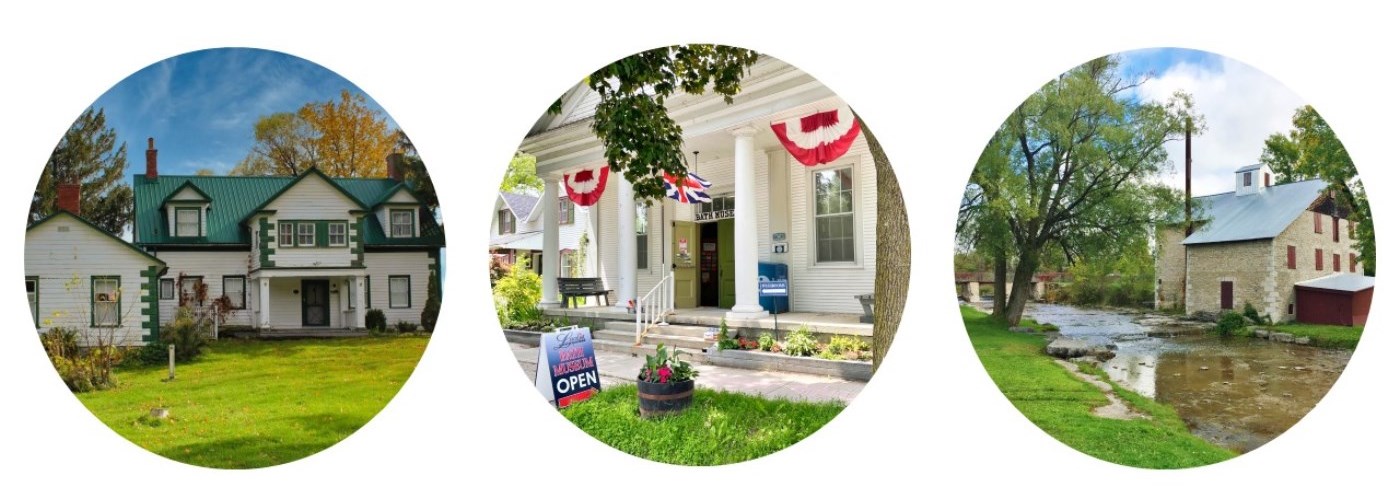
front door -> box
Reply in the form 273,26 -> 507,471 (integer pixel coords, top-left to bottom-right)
718,218 -> 736,309
302,279 -> 330,327
672,220 -> 699,309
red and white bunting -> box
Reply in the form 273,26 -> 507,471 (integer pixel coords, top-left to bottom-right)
770,107 -> 861,167
563,165 -> 610,207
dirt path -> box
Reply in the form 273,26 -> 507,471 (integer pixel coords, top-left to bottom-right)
1052,359 -> 1148,420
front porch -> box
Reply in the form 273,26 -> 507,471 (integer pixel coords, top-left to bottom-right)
541,306 -> 872,337
251,270 -> 367,331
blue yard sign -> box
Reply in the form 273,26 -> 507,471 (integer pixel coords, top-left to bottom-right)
758,279 -> 789,297
534,326 -> 601,408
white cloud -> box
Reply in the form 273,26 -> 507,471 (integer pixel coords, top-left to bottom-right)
1132,55 -> 1306,196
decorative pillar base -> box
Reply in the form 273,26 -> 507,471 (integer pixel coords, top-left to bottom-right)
726,305 -> 767,321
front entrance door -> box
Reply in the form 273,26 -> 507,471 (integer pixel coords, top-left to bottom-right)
717,218 -> 735,309
302,279 -> 330,326
672,220 -> 699,309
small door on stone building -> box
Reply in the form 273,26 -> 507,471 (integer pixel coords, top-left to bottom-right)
1220,281 -> 1234,310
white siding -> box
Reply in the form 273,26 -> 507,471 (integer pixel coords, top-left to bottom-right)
267,219 -> 358,268
25,214 -> 158,346
364,251 -> 437,327
262,176 -> 362,268
383,189 -> 419,204
266,278 -> 344,328
150,250 -> 255,326
166,203 -> 209,237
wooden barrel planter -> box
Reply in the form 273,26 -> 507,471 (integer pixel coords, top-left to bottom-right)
637,379 -> 694,418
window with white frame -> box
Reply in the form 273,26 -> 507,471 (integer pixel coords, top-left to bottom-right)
175,207 -> 200,237
813,167 -> 856,263
160,278 -> 175,300
297,222 -> 316,246
278,222 -> 294,246
329,222 -> 348,246
222,276 -> 246,309
26,277 -> 38,326
389,276 -> 410,308
391,209 -> 415,238
558,197 -> 574,225
636,202 -> 648,269
92,276 -> 120,327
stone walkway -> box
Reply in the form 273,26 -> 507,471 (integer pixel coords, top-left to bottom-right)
511,343 -> 864,404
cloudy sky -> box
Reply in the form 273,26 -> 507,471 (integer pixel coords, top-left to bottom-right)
83,48 -> 393,176
1119,47 -> 1307,196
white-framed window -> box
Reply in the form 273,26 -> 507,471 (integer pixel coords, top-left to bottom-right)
329,222 -> 348,246
391,209 -> 415,238
813,166 -> 856,263
175,207 -> 200,237
498,208 -> 515,235
389,275 -> 410,308
26,277 -> 38,326
222,276 -> 246,309
297,222 -> 316,246
636,202 -> 648,269
180,276 -> 203,307
558,197 -> 574,224
160,278 -> 175,300
92,276 -> 120,327
278,222 -> 294,246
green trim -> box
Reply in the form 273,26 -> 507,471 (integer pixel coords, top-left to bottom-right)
140,267 -> 161,342
26,275 -> 39,327
328,221 -> 349,247
277,219 -> 354,248
369,182 -> 426,208
240,168 -> 370,223
174,207 -> 202,237
350,216 -> 366,267
388,209 -> 416,238
27,211 -> 166,268
388,275 -> 411,309
222,275 -> 247,310
90,275 -> 122,328
159,278 -> 175,300
365,275 -> 372,308
159,180 -> 213,205
259,217 -> 276,268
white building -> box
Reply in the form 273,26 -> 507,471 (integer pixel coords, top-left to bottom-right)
489,185 -> 595,276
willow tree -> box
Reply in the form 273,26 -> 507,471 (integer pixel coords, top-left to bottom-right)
969,56 -> 1198,325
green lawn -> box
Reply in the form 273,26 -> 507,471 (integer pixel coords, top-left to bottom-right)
964,306 -> 1236,469
1261,323 -> 1364,349
75,337 -> 429,469
561,385 -> 846,466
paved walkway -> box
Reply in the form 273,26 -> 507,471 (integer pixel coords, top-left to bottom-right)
511,343 -> 865,403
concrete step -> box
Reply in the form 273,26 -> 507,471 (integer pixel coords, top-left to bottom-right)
590,338 -> 707,363
602,321 -> 716,339
593,329 -> 714,350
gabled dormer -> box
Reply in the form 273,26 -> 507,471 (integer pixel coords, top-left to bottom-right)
1235,163 -> 1274,196
372,183 -> 425,239
162,181 -> 213,239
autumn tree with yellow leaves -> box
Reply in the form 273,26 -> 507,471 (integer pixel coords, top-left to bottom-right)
232,90 -> 397,177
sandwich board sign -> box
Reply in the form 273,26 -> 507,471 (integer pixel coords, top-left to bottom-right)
535,326 -> 601,408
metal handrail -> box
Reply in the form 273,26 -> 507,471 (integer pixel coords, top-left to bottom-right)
635,271 -> 675,345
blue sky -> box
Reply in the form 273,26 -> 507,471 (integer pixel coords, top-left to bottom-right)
84,48 -> 394,176
1115,47 -> 1307,195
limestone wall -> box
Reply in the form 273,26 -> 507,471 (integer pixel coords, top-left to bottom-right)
1154,226 -> 1187,310
1184,239 -> 1272,316
1270,210 -> 1359,321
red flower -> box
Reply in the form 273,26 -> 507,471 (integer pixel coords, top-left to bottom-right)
658,365 -> 672,384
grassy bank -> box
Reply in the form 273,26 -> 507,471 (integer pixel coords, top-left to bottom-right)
964,306 -> 1235,468
562,385 -> 845,465
1258,323 -> 1363,349
76,337 -> 429,469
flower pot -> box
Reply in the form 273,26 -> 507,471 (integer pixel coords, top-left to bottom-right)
636,379 -> 694,418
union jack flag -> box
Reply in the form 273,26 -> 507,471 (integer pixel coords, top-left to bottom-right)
663,171 -> 712,204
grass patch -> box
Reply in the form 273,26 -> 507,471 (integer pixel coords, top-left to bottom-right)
1262,323 -> 1363,349
561,385 -> 845,465
964,306 -> 1235,469
75,337 -> 428,469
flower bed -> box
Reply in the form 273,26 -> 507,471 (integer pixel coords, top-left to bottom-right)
708,326 -> 873,381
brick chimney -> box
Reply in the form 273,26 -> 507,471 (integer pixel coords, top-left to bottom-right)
386,152 -> 405,181
56,183 -> 81,215
145,137 -> 158,179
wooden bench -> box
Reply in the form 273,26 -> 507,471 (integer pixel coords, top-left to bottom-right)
559,277 -> 612,308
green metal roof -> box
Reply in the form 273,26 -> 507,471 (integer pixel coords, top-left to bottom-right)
133,171 -> 445,247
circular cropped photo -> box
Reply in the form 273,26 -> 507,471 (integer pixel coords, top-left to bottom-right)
957,48 -> 1373,468
491,45 -> 909,465
24,48 -> 443,469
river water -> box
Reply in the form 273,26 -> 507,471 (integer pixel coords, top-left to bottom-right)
1024,303 -> 1352,453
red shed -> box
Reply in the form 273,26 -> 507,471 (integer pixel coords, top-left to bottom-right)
1294,273 -> 1375,326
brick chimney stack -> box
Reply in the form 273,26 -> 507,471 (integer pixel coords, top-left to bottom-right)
56,183 -> 81,215
386,152 -> 405,181
145,137 -> 159,179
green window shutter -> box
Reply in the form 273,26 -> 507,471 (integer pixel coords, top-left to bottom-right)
316,221 -> 329,247
365,275 -> 372,308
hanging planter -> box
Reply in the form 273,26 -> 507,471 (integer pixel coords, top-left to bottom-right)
636,344 -> 697,418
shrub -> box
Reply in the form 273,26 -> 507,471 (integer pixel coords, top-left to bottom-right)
41,327 -> 121,392
821,334 -> 872,361
162,306 -> 209,362
40,327 -> 78,359
715,337 -> 739,350
736,337 -> 759,350
421,270 -> 441,332
783,326 -> 819,357
493,254 -> 542,322
758,331 -> 775,352
127,342 -> 170,367
395,321 -> 419,333
1215,311 -> 1248,337
1242,303 -> 1262,325
365,309 -> 388,332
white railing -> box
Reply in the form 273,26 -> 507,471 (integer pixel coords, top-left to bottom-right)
635,271 -> 675,345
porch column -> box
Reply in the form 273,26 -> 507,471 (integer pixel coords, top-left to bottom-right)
728,126 -> 766,320
615,174 -> 637,311
353,275 -> 366,328
539,177 -> 562,308
258,277 -> 271,329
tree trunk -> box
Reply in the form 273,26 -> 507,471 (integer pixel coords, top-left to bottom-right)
992,248 -> 1007,320
861,118 -> 909,374
1002,250 -> 1041,326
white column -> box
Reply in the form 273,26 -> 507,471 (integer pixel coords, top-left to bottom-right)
258,277 -> 271,329
729,126 -> 766,320
539,177 -> 562,308
615,175 -> 637,312
353,275 -> 365,328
